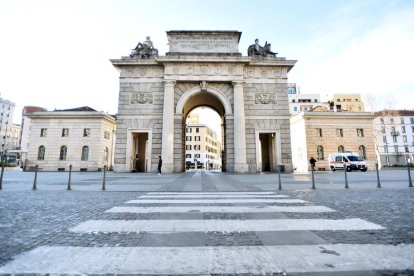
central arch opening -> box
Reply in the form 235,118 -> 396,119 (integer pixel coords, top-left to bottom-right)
180,89 -> 228,172
185,107 -> 222,171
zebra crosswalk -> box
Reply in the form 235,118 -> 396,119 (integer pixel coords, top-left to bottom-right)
0,191 -> 413,274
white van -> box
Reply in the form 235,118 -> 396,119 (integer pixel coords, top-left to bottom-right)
329,152 -> 367,172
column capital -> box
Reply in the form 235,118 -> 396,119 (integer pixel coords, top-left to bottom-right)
163,80 -> 176,86
232,80 -> 245,87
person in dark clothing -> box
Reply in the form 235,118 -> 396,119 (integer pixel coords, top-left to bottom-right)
309,157 -> 316,171
158,156 -> 162,175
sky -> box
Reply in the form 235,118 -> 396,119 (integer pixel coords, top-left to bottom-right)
1,0 -> 413,126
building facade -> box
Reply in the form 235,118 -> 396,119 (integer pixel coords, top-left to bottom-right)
288,93 -> 321,114
185,124 -> 222,170
25,107 -> 116,171
290,111 -> 376,172
373,110 -> 414,167
19,106 -> 48,162
331,94 -> 365,112
0,95 -> 16,159
112,30 -> 296,173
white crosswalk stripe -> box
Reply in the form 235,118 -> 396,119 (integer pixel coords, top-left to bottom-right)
70,218 -> 385,233
1,244 -> 413,274
106,205 -> 335,213
139,194 -> 289,198
1,190 -> 409,275
126,198 -> 305,204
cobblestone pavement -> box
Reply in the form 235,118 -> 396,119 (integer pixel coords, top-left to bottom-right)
0,170 -> 413,275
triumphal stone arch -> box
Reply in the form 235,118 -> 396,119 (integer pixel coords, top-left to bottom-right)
111,31 -> 296,173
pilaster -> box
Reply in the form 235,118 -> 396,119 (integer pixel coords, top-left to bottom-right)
232,81 -> 249,173
161,80 -> 176,173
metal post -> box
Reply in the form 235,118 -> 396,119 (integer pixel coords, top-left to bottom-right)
344,165 -> 349,189
0,163 -> 4,190
102,165 -> 107,191
32,165 -> 38,190
408,161 -> 413,188
375,162 -> 381,188
277,165 -> 282,190
311,169 -> 315,189
67,165 -> 72,190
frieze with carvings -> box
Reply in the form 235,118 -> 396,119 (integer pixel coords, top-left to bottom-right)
131,92 -> 153,104
244,67 -> 286,79
121,67 -> 164,78
255,93 -> 276,104
165,64 -> 243,76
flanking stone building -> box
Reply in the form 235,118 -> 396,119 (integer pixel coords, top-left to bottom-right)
111,31 -> 296,173
25,107 -> 116,171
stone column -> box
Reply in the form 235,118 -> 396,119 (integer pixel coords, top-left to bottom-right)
161,80 -> 176,173
232,81 -> 249,173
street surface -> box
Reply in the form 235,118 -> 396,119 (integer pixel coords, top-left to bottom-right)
0,169 -> 413,275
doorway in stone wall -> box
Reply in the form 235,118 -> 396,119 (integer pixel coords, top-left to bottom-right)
259,133 -> 276,172
131,132 -> 149,172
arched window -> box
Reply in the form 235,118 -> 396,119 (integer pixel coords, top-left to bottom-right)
59,146 -> 67,160
317,145 -> 324,160
81,146 -> 89,161
338,145 -> 345,153
37,145 -> 45,160
104,147 -> 109,161
359,145 -> 366,159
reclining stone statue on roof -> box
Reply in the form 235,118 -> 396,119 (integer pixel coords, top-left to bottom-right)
130,36 -> 159,59
247,38 -> 277,57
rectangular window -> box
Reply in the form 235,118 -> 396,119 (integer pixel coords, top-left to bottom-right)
393,136 -> 397,143
357,129 -> 364,137
40,128 -> 47,137
403,136 -> 407,143
186,136 -> 192,141
384,145 -> 388,153
195,136 -> 201,141
194,154 -> 200,158
83,128 -> 91,137
390,118 -> 394,124
400,118 -> 404,124
405,146 -> 409,153
62,128 -> 69,137
336,128 -> 343,137
185,145 -> 192,150
382,136 -> 387,143
315,128 -> 322,137
104,131 -> 110,139
394,145 -> 399,153
185,154 -> 191,158
402,126 -> 406,134
411,117 -> 414,124
194,145 -> 200,150
186,127 -> 192,133
196,128 -> 199,133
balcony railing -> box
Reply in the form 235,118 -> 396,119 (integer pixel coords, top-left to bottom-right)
391,131 -> 400,136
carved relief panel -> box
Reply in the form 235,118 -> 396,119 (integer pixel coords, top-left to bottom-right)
254,93 -> 276,104
130,92 -> 153,104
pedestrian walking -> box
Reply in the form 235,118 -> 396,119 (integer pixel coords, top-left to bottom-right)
158,155 -> 162,175
309,156 -> 316,171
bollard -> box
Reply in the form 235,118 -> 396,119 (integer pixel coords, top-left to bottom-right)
102,165 -> 107,191
408,162 -> 413,188
277,165 -> 282,190
375,163 -> 381,188
344,165 -> 349,189
0,163 -> 4,190
32,165 -> 38,190
311,169 -> 316,189
67,165 -> 72,190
